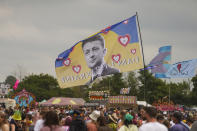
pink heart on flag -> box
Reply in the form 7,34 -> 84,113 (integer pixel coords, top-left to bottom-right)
63,58 -> 71,66
72,65 -> 81,74
112,54 -> 121,63
118,34 -> 130,47
131,49 -> 136,55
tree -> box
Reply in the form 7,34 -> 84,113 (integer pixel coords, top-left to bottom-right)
90,73 -> 126,96
137,69 -> 168,104
126,72 -> 139,96
4,75 -> 17,87
109,73 -> 127,95
191,75 -> 197,105
10,73 -> 75,102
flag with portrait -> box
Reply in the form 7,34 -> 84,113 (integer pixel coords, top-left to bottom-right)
55,15 -> 144,88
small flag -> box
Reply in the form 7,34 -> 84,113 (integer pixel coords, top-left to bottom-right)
165,59 -> 197,78
13,80 -> 20,90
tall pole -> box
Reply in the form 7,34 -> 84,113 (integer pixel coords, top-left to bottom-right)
169,78 -> 171,105
136,12 -> 146,102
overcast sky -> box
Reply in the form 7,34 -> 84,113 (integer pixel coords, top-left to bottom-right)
0,0 -> 197,82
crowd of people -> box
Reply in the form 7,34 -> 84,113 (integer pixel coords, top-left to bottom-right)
0,105 -> 197,131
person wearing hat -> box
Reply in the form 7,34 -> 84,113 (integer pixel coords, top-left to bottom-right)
87,110 -> 100,131
10,110 -> 22,131
170,112 -> 190,131
118,114 -> 138,131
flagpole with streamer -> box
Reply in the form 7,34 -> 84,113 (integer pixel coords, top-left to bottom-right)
136,12 -> 146,102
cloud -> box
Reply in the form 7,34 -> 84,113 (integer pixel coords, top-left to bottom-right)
0,0 -> 197,82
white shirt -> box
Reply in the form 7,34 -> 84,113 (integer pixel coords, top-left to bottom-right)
34,119 -> 44,131
170,120 -> 175,127
139,122 -> 168,131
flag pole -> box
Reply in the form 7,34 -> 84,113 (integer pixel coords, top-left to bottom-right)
136,12 -> 146,102
169,78 -> 171,105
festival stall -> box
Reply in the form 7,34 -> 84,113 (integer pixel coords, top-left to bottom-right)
152,99 -> 184,111
107,96 -> 137,109
12,89 -> 36,107
40,97 -> 85,107
0,98 -> 16,108
87,91 -> 110,106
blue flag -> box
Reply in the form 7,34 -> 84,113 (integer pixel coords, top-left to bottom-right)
164,59 -> 197,78
149,46 -> 171,77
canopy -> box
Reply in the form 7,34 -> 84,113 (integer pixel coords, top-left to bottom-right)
40,97 -> 85,106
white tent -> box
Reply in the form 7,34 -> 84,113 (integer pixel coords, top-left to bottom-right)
137,101 -> 152,107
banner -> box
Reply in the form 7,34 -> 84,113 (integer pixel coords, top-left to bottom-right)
149,46 -> 171,78
165,59 -> 197,78
120,87 -> 131,94
89,91 -> 109,100
55,15 -> 144,88
108,96 -> 136,104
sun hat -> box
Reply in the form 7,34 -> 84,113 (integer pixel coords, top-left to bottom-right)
12,111 -> 22,121
89,110 -> 100,121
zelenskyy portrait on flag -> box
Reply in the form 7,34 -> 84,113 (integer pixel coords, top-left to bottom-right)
55,15 -> 144,88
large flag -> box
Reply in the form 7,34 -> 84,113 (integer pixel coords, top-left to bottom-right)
149,46 -> 171,78
55,15 -> 144,88
164,59 -> 197,78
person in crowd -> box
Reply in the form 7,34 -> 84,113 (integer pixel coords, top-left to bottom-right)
130,111 -> 138,125
170,112 -> 190,131
186,117 -> 194,129
10,110 -> 22,131
191,120 -> 197,131
70,110 -> 87,131
137,106 -> 146,127
118,114 -> 138,131
59,108 -> 65,121
139,107 -> 168,131
24,114 -> 33,131
86,110 -> 100,131
62,115 -> 72,131
117,110 -> 127,129
40,111 -> 64,131
107,114 -> 118,131
97,116 -> 113,131
34,107 -> 48,131
157,114 -> 165,123
0,112 -> 9,131
163,119 -> 171,131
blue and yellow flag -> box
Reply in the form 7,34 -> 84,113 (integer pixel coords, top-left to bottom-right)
55,15 -> 144,88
